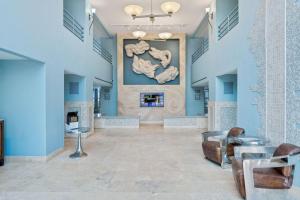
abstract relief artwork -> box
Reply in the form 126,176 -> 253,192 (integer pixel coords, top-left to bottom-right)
124,39 -> 179,85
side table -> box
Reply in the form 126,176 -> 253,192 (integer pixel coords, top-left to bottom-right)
69,127 -> 90,159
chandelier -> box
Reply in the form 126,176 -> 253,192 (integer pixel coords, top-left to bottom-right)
124,1 -> 181,23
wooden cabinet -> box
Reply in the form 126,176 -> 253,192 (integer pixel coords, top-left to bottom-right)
0,120 -> 3,166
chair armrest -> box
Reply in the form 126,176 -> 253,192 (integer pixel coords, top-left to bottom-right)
201,131 -> 227,142
242,154 -> 300,200
234,146 -> 277,159
240,151 -> 300,200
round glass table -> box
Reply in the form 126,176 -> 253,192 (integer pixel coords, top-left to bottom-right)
229,136 -> 267,146
69,127 -> 90,159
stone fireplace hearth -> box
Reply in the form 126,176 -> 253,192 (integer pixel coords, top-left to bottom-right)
64,101 -> 94,137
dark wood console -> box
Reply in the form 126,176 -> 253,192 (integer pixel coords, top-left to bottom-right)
0,120 -> 4,166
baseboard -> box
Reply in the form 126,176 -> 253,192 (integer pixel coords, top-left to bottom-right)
140,121 -> 163,125
46,147 -> 64,161
5,147 -> 64,163
6,156 -> 47,163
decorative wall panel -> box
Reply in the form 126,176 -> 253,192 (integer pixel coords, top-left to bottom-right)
249,0 -> 289,145
123,39 -> 180,85
265,0 -> 286,146
286,0 -> 300,146
249,0 -> 267,138
250,0 -> 300,146
118,33 -> 186,123
208,101 -> 237,131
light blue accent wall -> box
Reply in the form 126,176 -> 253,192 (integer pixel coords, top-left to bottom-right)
296,166 -> 300,186
186,37 -> 206,116
123,39 -> 180,85
216,0 -> 239,25
0,60 -> 46,156
100,37 -> 118,116
216,74 -> 237,102
0,0 -> 113,156
93,16 -> 111,41
63,0 -> 86,26
192,0 -> 260,135
193,15 -> 209,39
64,74 -> 86,102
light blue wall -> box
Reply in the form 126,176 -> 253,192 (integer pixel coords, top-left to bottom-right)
192,0 -> 260,135
216,74 -> 237,102
0,0 -> 113,156
64,74 -> 86,102
0,60 -> 46,156
216,0 -> 239,25
186,37 -> 206,116
193,15 -> 209,39
100,37 -> 118,116
93,16 -> 111,42
63,0 -> 86,26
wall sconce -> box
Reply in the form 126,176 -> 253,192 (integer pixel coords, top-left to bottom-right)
205,7 -> 213,20
206,7 -> 213,29
89,8 -> 96,21
89,8 -> 96,34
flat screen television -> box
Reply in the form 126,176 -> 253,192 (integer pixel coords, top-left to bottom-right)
140,93 -> 164,107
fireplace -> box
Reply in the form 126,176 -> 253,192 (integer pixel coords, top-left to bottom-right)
64,102 -> 94,137
67,112 -> 78,124
66,111 -> 79,131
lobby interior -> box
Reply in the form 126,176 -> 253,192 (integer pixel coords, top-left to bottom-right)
0,0 -> 300,199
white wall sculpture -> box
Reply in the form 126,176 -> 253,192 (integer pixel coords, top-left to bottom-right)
155,66 -> 179,84
125,41 -> 150,57
125,40 -> 179,84
149,47 -> 172,68
132,55 -> 160,79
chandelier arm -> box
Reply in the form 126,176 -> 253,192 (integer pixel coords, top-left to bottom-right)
151,13 -> 172,18
133,14 -> 153,19
133,13 -> 172,19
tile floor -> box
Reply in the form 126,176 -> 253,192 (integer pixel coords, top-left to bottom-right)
0,125 -> 299,200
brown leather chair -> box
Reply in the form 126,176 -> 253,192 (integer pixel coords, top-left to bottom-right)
202,127 -> 245,167
232,143 -> 300,200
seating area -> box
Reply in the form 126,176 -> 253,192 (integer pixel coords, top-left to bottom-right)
232,144 -> 300,199
0,0 -> 300,199
202,127 -> 245,167
201,129 -> 300,200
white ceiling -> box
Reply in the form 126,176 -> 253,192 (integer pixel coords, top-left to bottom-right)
0,50 -> 26,60
91,0 -> 212,35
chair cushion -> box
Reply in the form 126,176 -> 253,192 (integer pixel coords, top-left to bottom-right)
273,143 -> 300,177
228,127 -> 245,137
202,141 -> 222,164
232,158 -> 293,199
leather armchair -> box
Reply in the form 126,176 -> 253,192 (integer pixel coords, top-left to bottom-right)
202,127 -> 245,168
232,143 -> 300,200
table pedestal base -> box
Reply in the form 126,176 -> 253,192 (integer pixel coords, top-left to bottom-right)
69,151 -> 87,158
69,132 -> 88,159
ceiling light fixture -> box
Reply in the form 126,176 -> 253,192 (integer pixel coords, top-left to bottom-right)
132,31 -> 147,39
158,32 -> 173,40
124,0 -> 181,23
161,2 -> 181,14
124,5 -> 144,17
